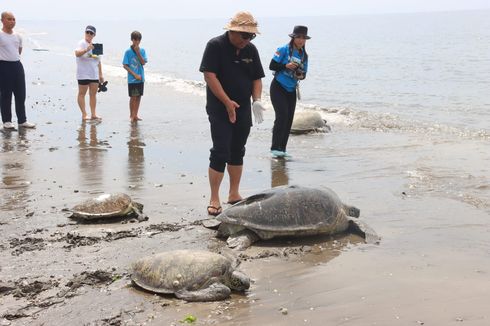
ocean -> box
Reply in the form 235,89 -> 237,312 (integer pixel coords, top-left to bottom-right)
19,10 -> 490,131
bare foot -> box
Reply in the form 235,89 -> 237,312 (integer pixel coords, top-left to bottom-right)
91,116 -> 102,120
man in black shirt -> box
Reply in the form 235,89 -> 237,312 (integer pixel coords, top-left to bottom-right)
199,11 -> 265,216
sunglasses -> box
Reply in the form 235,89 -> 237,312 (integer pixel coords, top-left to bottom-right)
86,31 -> 95,35
239,32 -> 256,40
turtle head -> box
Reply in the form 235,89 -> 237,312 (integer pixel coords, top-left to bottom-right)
228,270 -> 250,291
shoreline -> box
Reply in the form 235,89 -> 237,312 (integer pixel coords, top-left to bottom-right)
1,45 -> 489,325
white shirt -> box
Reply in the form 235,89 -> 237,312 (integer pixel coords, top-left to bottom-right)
75,39 -> 100,80
0,31 -> 22,61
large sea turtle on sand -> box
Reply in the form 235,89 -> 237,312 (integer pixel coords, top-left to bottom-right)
69,193 -> 147,221
291,111 -> 331,134
204,185 -> 379,250
131,250 -> 250,302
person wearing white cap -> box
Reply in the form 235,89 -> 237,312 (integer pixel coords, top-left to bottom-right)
0,11 -> 36,130
199,11 -> 266,216
74,25 -> 104,120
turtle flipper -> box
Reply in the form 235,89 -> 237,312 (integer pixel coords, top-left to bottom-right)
348,218 -> 380,244
344,205 -> 360,218
175,283 -> 231,302
132,202 -> 148,222
227,230 -> 259,250
202,218 -> 222,229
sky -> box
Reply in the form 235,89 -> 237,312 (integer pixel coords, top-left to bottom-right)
2,0 -> 490,20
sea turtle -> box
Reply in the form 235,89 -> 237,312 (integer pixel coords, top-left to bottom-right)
130,250 -> 250,302
290,110 -> 331,134
205,185 -> 379,250
69,193 -> 147,221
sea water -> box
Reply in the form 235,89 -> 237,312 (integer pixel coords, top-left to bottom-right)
18,10 -> 490,133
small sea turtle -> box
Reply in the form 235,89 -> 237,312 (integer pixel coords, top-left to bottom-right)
69,193 -> 147,221
291,110 -> 330,134
205,185 -> 379,250
131,250 -> 249,302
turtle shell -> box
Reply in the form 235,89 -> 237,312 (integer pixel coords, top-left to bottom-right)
71,193 -> 133,219
217,186 -> 351,238
290,111 -> 328,134
131,250 -> 233,294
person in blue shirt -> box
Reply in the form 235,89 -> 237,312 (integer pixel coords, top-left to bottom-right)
269,25 -> 310,158
123,31 -> 147,122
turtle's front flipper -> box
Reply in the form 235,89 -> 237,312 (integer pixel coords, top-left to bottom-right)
175,283 -> 231,302
227,230 -> 259,250
132,202 -> 148,222
344,205 -> 360,218
202,218 -> 221,229
348,218 -> 380,244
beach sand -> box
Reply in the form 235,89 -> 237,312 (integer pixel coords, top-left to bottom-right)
1,49 -> 489,325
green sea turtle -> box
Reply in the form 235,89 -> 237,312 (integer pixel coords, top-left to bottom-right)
131,250 -> 249,302
205,185 -> 379,250
291,111 -> 330,134
69,193 -> 147,221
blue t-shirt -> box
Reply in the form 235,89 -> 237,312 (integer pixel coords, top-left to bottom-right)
122,47 -> 148,84
271,44 -> 308,92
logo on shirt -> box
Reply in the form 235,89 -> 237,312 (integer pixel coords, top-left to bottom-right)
241,58 -> 253,64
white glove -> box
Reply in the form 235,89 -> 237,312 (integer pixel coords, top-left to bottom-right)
252,100 -> 265,124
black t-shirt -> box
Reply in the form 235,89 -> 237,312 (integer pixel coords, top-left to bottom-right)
199,32 -> 265,124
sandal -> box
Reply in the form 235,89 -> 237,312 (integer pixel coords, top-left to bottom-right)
207,205 -> 222,216
227,199 -> 243,205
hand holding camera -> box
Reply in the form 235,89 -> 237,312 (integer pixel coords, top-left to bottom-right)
289,57 -> 305,80
294,67 -> 305,80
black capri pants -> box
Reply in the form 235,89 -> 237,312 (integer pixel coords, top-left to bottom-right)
208,115 -> 251,173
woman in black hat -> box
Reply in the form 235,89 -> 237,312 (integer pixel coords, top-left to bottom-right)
269,25 -> 310,158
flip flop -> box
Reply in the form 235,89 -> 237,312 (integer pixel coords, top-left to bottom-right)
207,205 -> 222,216
227,199 -> 242,205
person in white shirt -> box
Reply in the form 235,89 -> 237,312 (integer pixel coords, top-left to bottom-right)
0,11 -> 36,129
74,25 -> 104,120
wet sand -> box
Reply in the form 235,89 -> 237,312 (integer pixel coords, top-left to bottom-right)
1,50 -> 490,325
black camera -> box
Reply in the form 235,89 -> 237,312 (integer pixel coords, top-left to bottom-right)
92,43 -> 103,55
290,57 -> 305,80
98,81 -> 108,93
294,67 -> 305,80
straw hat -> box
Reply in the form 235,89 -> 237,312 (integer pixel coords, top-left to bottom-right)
224,11 -> 260,34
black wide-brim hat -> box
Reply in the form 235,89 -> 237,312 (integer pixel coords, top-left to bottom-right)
289,25 -> 311,39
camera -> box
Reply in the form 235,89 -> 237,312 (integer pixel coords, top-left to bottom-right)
294,67 -> 305,79
92,43 -> 103,55
290,57 -> 305,80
